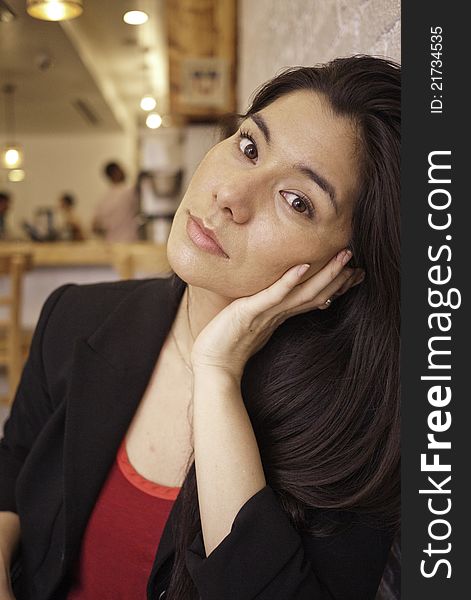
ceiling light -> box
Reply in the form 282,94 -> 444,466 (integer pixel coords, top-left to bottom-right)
140,95 -> 157,111
146,112 -> 162,129
26,0 -> 83,21
2,85 -> 24,169
7,169 -> 26,183
123,10 -> 148,25
2,146 -> 23,169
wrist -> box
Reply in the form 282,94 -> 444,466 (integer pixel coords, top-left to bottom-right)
0,548 -> 10,576
0,512 -> 21,568
0,546 -> 12,571
192,363 -> 242,388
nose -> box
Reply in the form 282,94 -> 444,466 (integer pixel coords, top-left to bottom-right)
214,171 -> 262,224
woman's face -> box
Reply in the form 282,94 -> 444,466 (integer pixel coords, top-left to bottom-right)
167,90 -> 361,298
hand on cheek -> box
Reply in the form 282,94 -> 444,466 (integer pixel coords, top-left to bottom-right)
191,249 -> 364,379
296,247 -> 354,284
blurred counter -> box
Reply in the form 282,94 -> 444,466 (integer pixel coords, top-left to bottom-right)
0,241 -> 169,269
0,241 -> 171,328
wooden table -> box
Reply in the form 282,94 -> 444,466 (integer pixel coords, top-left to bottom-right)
0,241 -> 170,272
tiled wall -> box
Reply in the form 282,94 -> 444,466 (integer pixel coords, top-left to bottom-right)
238,0 -> 400,110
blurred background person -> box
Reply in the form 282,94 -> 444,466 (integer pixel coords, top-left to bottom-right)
92,162 -> 139,242
56,193 -> 85,241
0,192 -> 12,241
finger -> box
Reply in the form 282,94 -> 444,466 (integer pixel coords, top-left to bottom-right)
352,270 -> 366,286
293,249 -> 353,304
284,259 -> 355,315
245,262 -> 312,315
294,267 -> 355,312
334,268 -> 364,296
298,268 -> 364,313
244,248 -> 352,317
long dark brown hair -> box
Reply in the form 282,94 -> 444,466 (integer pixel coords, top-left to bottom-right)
166,55 -> 401,599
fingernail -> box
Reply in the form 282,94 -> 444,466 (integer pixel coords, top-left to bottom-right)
297,264 -> 310,277
335,249 -> 349,264
340,250 -> 352,265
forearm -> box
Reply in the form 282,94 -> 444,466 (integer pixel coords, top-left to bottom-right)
192,367 -> 266,557
0,512 -> 20,566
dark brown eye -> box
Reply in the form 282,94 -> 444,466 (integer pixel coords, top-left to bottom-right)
292,197 -> 307,213
280,191 -> 314,218
239,136 -> 258,160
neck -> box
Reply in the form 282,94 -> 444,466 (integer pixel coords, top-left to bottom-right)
186,284 -> 232,338
170,282 -> 232,369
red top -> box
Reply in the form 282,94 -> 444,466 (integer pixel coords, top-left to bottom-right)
67,437 -> 181,599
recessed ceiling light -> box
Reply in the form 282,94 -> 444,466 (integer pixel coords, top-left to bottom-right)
140,95 -> 157,111
123,10 -> 148,25
146,113 -> 162,129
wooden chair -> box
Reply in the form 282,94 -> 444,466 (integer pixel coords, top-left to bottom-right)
111,243 -> 171,280
0,250 -> 32,405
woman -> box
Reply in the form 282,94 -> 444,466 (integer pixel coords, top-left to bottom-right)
0,55 -> 400,600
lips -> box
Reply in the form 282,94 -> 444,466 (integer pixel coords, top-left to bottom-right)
186,213 -> 229,258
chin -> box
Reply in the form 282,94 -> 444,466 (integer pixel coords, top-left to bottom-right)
167,229 -> 231,297
167,243 -> 262,300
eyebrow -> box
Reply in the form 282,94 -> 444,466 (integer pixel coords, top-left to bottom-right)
248,113 -> 339,215
250,113 -> 271,144
295,164 -> 339,215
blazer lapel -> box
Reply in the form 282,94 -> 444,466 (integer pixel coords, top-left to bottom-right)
62,276 -> 186,569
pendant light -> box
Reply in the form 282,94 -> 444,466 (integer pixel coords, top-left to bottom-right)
140,95 -> 157,111
26,0 -> 83,21
1,85 -> 24,170
123,10 -> 148,25
146,112 -> 162,129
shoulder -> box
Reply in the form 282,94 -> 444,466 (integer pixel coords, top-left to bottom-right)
43,276 -> 177,337
45,278 -> 152,320
33,275 -> 183,401
36,276 -> 178,359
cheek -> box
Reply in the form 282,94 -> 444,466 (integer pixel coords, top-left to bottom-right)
248,220 -> 322,266
242,219 -> 351,289
240,226 -> 319,287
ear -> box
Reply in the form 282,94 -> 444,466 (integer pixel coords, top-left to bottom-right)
334,268 -> 365,298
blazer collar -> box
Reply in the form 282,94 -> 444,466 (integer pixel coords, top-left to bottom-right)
62,275 -> 187,574
88,275 -> 186,372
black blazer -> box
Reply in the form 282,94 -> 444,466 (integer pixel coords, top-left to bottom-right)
0,276 -> 393,600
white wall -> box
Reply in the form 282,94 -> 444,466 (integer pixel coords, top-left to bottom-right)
181,124 -> 221,193
238,0 -> 400,110
1,131 -> 136,238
